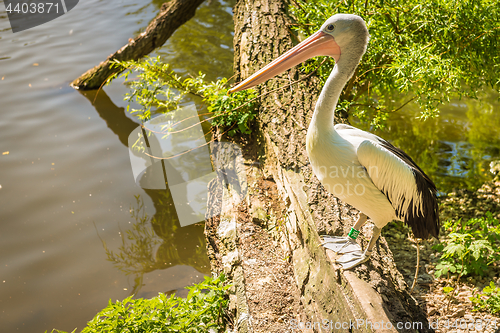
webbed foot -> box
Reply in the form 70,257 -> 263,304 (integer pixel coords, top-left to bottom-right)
336,250 -> 370,270
320,236 -> 362,254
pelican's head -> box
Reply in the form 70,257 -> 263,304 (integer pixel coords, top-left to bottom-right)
228,14 -> 369,94
319,14 -> 369,59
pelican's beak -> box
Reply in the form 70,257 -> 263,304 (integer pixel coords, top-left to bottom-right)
228,31 -> 340,94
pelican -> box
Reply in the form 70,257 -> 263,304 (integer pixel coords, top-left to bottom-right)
228,14 -> 439,269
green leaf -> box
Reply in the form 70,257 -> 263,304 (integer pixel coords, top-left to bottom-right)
443,286 -> 454,294
442,242 -> 465,258
469,240 -> 493,260
432,213 -> 500,278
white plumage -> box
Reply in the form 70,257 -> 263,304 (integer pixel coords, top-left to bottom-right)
229,13 -> 439,269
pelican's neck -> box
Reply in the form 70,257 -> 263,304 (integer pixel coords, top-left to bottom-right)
305,15 -> 369,154
309,47 -> 365,135
309,63 -> 354,139
311,64 -> 347,130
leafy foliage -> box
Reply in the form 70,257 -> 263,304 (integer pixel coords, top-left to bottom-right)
433,212 -> 500,277
46,274 -> 231,333
205,81 -> 259,135
289,0 -> 500,128
110,57 -> 259,135
470,280 -> 500,314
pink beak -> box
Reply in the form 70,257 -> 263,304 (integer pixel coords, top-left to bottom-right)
228,31 -> 341,94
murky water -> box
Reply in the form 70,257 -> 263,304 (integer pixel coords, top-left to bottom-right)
0,0 -> 498,332
0,1 -> 233,332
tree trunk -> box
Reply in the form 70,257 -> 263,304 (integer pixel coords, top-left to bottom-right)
70,0 -> 205,90
231,0 -> 433,331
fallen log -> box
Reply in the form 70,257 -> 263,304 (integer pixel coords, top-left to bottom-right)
204,0 -> 435,331
70,0 -> 205,90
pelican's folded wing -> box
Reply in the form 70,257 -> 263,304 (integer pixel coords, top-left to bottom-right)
357,139 -> 439,239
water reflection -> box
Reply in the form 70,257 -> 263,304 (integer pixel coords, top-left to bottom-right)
80,87 -> 211,287
87,0 -> 236,295
435,141 -> 473,178
102,194 -> 210,297
79,90 -> 138,146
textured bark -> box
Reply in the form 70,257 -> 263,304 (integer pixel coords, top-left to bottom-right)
70,0 -> 205,90
232,0 -> 433,331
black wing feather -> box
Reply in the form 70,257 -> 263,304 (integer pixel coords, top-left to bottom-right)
378,139 -> 440,239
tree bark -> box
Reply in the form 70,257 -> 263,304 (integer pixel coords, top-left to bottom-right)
70,0 -> 205,90
231,0 -> 433,331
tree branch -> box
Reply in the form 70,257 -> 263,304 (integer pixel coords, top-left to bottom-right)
71,0 -> 206,90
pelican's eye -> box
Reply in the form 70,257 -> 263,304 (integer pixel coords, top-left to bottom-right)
326,24 -> 335,31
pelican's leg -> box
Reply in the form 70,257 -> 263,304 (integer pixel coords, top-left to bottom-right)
321,213 -> 367,254
336,226 -> 382,270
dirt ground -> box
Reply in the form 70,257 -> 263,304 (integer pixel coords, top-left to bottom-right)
237,174 -> 312,332
204,137 -> 313,332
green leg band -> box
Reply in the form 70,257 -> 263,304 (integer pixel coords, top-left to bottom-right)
348,227 -> 360,240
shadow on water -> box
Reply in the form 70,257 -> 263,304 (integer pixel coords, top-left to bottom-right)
79,89 -> 210,297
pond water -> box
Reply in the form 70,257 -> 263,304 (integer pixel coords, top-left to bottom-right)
0,1 -> 498,332
0,1 -> 233,332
